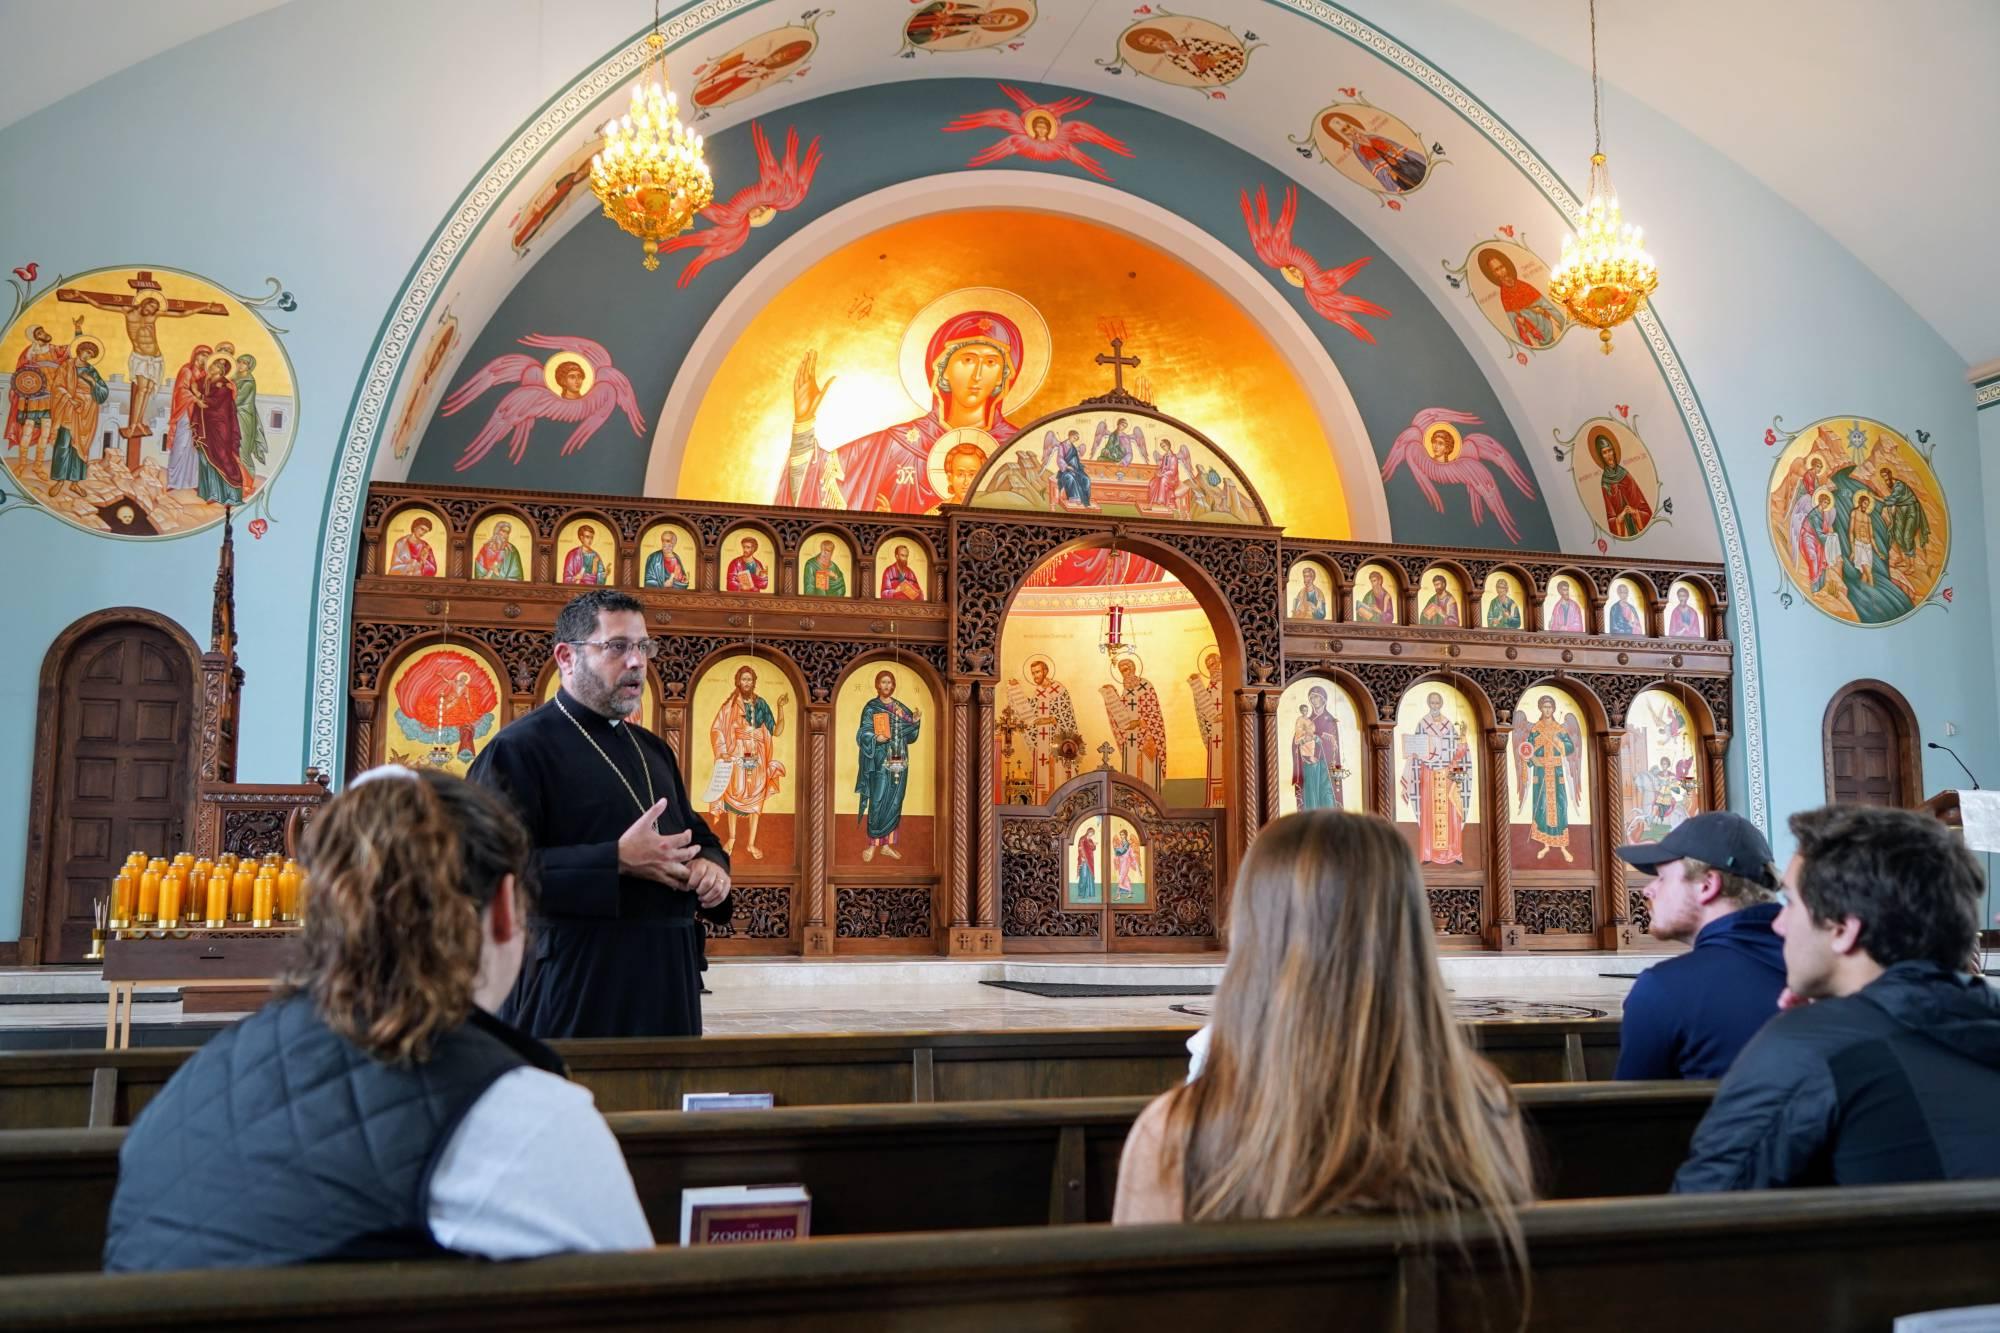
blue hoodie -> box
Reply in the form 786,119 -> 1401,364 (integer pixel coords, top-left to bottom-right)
1615,902 -> 1787,1080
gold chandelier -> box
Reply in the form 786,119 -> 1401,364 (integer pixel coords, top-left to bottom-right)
1546,0 -> 1658,354
590,2 -> 715,271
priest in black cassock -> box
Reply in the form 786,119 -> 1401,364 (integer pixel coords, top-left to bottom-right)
468,589 -> 732,1037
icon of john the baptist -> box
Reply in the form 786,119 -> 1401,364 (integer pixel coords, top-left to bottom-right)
775,291 -> 1049,515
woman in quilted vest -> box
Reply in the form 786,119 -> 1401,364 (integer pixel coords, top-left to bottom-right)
104,768 -> 653,1270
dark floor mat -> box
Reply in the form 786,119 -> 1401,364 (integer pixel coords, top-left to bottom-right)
980,980 -> 1217,998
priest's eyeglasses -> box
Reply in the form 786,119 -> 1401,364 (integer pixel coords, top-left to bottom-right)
567,637 -> 662,660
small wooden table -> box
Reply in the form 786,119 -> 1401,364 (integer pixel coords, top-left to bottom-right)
101,930 -> 302,1049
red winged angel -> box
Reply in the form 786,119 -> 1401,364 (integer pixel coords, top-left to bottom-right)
1380,407 -> 1539,545
1240,184 -> 1390,343
440,333 -> 646,471
658,122 -> 822,288
942,84 -> 1135,182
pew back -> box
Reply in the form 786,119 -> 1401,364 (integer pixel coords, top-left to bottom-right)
0,1019 -> 1623,1131
0,1081 -> 1710,1276
2,1182 -> 1995,1332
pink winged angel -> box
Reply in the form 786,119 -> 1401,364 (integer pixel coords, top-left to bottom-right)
658,122 -> 822,288
1380,407 -> 1539,544
942,84 -> 1135,182
440,333 -> 646,471
1240,184 -> 1390,343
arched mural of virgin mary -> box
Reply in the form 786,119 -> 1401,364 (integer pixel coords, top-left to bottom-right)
776,287 -> 1049,514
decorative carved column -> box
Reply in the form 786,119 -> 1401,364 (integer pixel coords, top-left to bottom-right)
1234,690 -> 1260,862
349,696 -> 377,775
1487,728 -> 1521,951
803,704 -> 833,956
1648,598 -> 1668,640
1705,734 -> 1730,813
974,685 -> 998,937
945,681 -> 975,948
1258,690 -> 1280,830
448,539 -> 467,581
1599,728 -> 1629,950
1367,723 -> 1396,821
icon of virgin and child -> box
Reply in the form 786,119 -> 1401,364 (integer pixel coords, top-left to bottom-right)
774,290 -> 1049,515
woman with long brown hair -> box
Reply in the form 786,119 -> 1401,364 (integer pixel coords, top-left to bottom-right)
1114,810 -> 1535,1254
105,769 -> 651,1271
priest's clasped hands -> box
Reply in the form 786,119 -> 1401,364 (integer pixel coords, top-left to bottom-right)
619,799 -> 731,908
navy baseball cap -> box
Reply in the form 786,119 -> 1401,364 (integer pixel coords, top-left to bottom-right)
1615,812 -> 1778,888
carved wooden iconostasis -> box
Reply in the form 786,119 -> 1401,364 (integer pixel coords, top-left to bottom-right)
354,369 -> 1732,959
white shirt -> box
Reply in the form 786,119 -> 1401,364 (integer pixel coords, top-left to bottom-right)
427,1067 -> 654,1258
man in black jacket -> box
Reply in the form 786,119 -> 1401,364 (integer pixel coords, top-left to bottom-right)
1674,804 -> 2000,1191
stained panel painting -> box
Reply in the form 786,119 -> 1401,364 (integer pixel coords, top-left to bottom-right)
1394,684 -> 1480,869
1507,685 -> 1593,870
384,646 -> 504,776
1622,689 -> 1702,844
689,654 -> 796,867
1276,675 -> 1364,816
833,662 -> 936,868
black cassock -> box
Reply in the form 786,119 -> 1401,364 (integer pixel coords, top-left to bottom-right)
468,688 -> 730,1038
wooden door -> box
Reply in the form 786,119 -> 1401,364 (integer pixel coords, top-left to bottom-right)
44,625 -> 195,961
1826,687 -> 1908,807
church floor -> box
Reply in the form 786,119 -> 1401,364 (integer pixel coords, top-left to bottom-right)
0,952 -> 1711,1044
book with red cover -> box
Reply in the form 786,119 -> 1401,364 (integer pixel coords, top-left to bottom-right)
679,1184 -> 812,1245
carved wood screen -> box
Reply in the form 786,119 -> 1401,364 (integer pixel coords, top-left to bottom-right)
354,481 -> 1733,957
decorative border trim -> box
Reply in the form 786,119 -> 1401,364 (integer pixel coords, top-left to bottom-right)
1976,379 -> 2000,411
309,0 -> 1768,830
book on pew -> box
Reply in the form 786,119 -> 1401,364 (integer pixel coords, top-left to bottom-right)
680,1185 -> 812,1246
680,1091 -> 776,1111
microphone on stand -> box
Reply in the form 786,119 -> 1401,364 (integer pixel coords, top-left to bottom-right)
1928,741 -> 1981,790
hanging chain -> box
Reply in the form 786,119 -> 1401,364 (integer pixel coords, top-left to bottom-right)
1588,0 -> 1603,156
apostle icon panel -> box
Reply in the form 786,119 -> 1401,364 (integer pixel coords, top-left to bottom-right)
1507,686 -> 1594,871
470,511 -> 529,582
1394,684 -> 1481,869
639,520 -> 696,590
384,506 -> 445,578
876,535 -> 930,601
383,646 -> 504,776
1416,566 -> 1466,628
1276,675 -> 1364,817
1351,562 -> 1399,624
833,662 -> 936,868
555,517 -> 612,587
688,654 -> 796,867
1287,558 -> 1334,620
1603,577 -> 1650,638
718,525 -> 775,595
799,531 -> 854,598
1541,576 -> 1590,634
1448,237 -> 1572,356
1665,580 -> 1709,639
1480,569 -> 1528,630
1104,815 -> 1151,908
1622,689 -> 1702,845
1304,99 -> 1436,199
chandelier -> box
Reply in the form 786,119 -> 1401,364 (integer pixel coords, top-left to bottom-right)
589,1 -> 715,271
1546,0 -> 1658,354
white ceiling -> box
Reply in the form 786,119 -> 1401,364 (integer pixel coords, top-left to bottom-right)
0,0 -> 293,135
4,0 -> 1993,366
1436,0 -> 2000,367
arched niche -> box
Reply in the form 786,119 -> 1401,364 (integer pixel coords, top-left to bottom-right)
554,512 -> 617,587
381,503 -> 446,578
1603,575 -> 1652,638
1540,571 -> 1593,635
1275,672 -> 1370,817
636,518 -> 698,591
873,531 -> 935,602
1285,556 -> 1338,622
1478,565 -> 1532,631
831,655 -> 944,871
717,522 -> 780,595
798,529 -> 856,600
1415,562 -> 1471,629
684,646 -> 805,870
468,507 -> 532,584
1351,561 -> 1401,625
375,635 -> 511,777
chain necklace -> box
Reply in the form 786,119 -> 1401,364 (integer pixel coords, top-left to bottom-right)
553,691 -> 657,823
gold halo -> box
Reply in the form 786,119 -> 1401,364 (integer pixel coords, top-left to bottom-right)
1107,647 -> 1145,685
897,286 -> 1050,419
927,426 -> 998,506
1023,652 -> 1057,680
543,351 -> 595,397
1196,642 -> 1220,671
1422,420 -> 1462,461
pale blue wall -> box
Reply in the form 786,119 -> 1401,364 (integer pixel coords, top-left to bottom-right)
0,0 -> 1989,938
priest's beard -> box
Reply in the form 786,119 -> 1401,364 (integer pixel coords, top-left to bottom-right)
567,657 -> 644,720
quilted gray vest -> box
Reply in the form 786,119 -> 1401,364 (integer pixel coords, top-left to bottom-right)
104,990 -> 562,1271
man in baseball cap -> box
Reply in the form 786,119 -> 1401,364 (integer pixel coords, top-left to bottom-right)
1612,812 -> 1786,1080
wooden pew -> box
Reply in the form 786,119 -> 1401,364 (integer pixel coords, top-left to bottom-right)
2,1181 -> 1996,1331
0,1018 -> 1623,1131
0,1081 -> 1711,1276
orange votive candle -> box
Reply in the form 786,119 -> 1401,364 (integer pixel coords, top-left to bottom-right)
109,870 -> 133,928
252,871 -> 275,928
136,863 -> 162,925
205,868 -> 229,927
158,868 -> 184,929
230,865 -> 255,922
276,862 -> 300,923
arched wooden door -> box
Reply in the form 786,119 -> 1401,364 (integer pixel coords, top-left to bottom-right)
24,615 -> 199,962
1823,680 -> 1919,808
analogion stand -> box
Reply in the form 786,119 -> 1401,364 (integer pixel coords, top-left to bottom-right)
101,929 -> 302,1049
